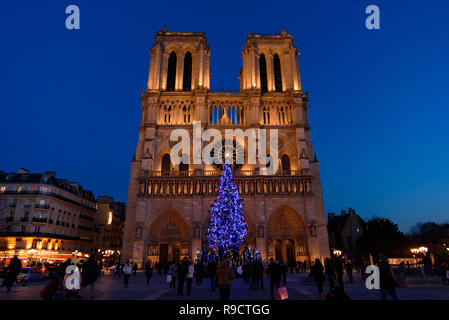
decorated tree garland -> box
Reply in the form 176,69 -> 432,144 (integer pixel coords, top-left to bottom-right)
206,163 -> 247,260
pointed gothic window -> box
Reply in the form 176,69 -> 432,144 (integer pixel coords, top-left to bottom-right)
279,106 -> 286,124
263,106 -> 270,124
259,54 -> 268,93
166,51 -> 177,91
162,153 -> 171,174
281,154 -> 291,174
273,54 -> 282,92
182,52 -> 192,91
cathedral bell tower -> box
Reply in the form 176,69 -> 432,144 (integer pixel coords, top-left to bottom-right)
240,29 -> 301,93
146,27 -> 211,92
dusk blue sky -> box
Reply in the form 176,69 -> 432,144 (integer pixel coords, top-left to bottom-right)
1,0 -> 448,232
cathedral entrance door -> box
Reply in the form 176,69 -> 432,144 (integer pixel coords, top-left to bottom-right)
285,239 -> 295,268
159,244 -> 168,263
172,243 -> 180,263
274,240 -> 284,262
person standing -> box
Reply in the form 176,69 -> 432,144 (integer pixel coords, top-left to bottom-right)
177,257 -> 188,296
378,256 -> 400,300
216,259 -> 235,300
132,262 -> 138,276
186,260 -> 194,296
310,258 -> 325,299
80,255 -> 98,298
194,261 -> 204,288
345,259 -> 354,283
324,258 -> 336,291
281,262 -> 288,285
334,256 -> 344,289
145,261 -> 153,285
267,258 -> 282,300
168,263 -> 177,288
207,258 -> 218,292
5,255 -> 22,292
256,259 -> 264,289
123,261 -> 133,288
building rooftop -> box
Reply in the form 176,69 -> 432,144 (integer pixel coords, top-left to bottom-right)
0,170 -> 95,202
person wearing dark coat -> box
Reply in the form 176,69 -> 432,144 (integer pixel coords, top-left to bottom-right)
194,262 -> 204,288
58,258 -> 72,284
324,258 -> 336,291
5,256 -> 22,292
334,256 -> 345,289
310,258 -> 325,299
177,257 -> 188,296
80,256 -> 98,298
132,262 -> 138,276
253,259 -> 264,290
345,260 -> 354,282
145,261 -> 153,285
379,257 -> 400,300
267,258 -> 282,300
207,259 -> 218,292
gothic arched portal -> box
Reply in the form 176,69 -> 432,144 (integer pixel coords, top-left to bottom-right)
146,203 -> 193,264
267,205 -> 308,266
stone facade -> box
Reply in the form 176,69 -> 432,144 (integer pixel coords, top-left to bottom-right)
122,28 -> 329,267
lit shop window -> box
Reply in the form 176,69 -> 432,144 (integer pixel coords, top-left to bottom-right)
0,186 -> 5,193
17,186 -> 22,192
108,212 -> 113,225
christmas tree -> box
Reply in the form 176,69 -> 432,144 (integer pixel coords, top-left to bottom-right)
206,163 -> 247,259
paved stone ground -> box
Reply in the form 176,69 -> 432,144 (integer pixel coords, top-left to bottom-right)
1,271 -> 448,300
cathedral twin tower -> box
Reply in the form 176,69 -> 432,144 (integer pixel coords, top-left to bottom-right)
122,28 -> 329,267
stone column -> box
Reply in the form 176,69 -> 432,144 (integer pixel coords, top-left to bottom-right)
160,52 -> 169,91
267,53 -> 274,92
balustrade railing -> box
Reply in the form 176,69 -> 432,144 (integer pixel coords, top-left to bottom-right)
138,175 -> 312,197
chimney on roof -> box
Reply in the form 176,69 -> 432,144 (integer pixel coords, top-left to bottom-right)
341,209 -> 347,216
44,171 -> 56,177
18,168 -> 29,173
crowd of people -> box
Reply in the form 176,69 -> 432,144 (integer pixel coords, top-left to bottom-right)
2,252 -> 448,300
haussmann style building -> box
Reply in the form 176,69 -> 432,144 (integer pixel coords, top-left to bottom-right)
0,169 -> 98,264
122,28 -> 330,267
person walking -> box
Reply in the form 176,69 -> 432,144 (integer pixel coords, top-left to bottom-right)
186,260 -> 194,296
324,258 -> 337,291
267,258 -> 282,300
310,258 -> 325,299
132,262 -> 138,276
207,258 -> 218,292
334,256 -> 345,289
5,255 -> 22,292
177,257 -> 188,296
123,261 -> 133,288
378,256 -> 400,300
216,259 -> 235,301
80,255 -> 98,298
145,261 -> 153,285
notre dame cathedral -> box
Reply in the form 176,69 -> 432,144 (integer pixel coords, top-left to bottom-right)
122,28 -> 330,267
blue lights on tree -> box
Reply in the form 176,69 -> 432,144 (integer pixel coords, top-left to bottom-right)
206,163 -> 247,258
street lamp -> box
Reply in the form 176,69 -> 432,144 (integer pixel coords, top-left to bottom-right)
333,249 -> 342,256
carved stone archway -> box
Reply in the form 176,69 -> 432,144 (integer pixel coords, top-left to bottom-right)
145,203 -> 193,264
267,204 -> 308,265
